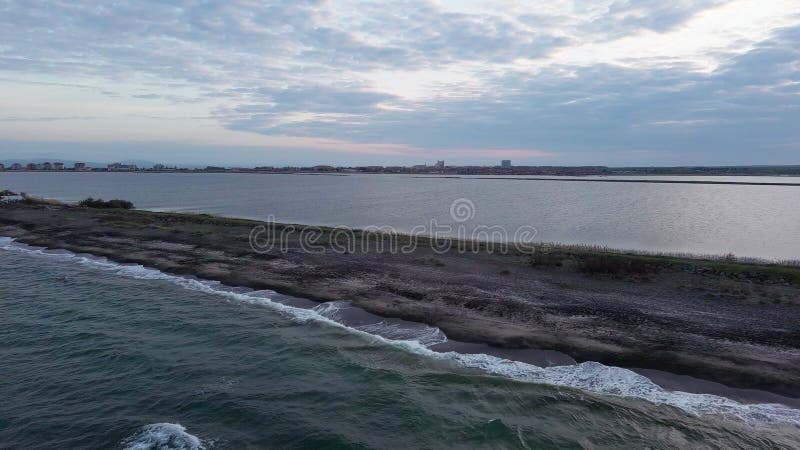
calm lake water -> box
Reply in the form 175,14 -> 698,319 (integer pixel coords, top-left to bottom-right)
2,239 -> 800,449
2,172 -> 799,260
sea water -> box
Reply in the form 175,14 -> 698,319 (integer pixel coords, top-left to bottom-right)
2,238 -> 799,448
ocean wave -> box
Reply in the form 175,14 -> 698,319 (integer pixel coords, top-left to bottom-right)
2,236 -> 799,427
441,352 -> 800,426
354,320 -> 448,347
313,301 -> 448,346
121,423 -> 205,450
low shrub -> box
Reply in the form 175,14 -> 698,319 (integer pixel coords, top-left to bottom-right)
528,251 -> 564,267
18,193 -> 62,206
78,197 -> 134,209
578,255 -> 654,275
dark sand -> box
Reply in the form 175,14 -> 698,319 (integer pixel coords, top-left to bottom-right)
1,203 -> 798,398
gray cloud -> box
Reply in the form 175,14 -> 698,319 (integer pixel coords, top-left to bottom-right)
0,0 -> 798,165
585,0 -> 728,38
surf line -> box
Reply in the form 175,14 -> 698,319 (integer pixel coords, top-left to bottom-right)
2,236 -> 799,427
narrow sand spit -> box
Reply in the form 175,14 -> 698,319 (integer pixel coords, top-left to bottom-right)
1,203 -> 798,397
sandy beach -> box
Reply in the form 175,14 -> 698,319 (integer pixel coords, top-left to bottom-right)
2,202 -> 798,398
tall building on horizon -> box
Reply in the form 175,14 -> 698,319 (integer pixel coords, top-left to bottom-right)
501,160 -> 511,168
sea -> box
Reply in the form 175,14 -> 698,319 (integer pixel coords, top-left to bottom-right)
2,172 -> 800,448
2,238 -> 800,449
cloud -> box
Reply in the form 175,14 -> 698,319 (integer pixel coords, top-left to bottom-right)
584,0 -> 729,37
0,0 -> 798,165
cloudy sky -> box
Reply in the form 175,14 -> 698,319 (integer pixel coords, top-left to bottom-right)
1,0 -> 799,166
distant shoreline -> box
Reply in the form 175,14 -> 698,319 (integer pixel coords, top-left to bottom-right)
4,170 -> 800,186
413,175 -> 800,186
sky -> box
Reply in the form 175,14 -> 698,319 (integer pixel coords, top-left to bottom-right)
1,0 -> 799,167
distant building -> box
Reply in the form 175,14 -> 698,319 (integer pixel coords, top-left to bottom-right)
153,164 -> 166,171
74,162 -> 87,171
0,163 -> 4,171
53,162 -> 64,170
11,163 -> 22,170
108,162 -> 137,171
41,162 -> 52,170
501,160 -> 511,168
26,163 -> 37,170
355,165 -> 384,173
435,160 -> 445,169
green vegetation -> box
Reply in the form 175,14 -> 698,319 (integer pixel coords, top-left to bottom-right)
17,193 -> 63,206
577,254 -> 655,275
522,243 -> 800,284
701,260 -> 800,285
78,197 -> 134,209
527,251 -> 565,267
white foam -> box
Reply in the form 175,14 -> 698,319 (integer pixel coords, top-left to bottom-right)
2,237 -> 799,427
121,423 -> 204,450
311,301 -> 448,346
312,301 -> 346,320
439,353 -> 800,426
355,321 -> 448,347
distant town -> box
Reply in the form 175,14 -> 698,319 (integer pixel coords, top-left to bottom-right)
2,160 -> 800,176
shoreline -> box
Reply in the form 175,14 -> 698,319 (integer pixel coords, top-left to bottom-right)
3,236 -> 800,412
411,175 -> 800,186
1,203 -> 799,398
5,170 -> 800,186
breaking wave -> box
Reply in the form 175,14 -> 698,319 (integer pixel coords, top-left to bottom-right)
121,423 -> 204,450
2,236 -> 798,427
314,301 -> 448,347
